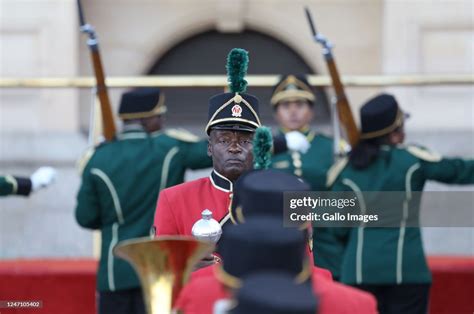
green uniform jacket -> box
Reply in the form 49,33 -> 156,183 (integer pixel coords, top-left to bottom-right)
75,127 -> 212,292
270,129 -> 336,271
270,129 -> 334,191
327,145 -> 474,285
0,175 -> 32,197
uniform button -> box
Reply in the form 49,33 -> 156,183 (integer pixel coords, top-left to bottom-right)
291,152 -> 301,159
295,169 -> 303,176
293,160 -> 302,168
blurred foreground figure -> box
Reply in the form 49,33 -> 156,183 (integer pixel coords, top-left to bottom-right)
75,88 -> 211,314
325,93 -> 474,314
230,272 -> 317,314
175,170 -> 378,314
1,167 -> 56,197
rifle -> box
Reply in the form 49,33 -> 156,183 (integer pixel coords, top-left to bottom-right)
77,0 -> 116,141
304,7 -> 359,147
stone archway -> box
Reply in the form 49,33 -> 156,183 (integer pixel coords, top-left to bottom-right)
147,30 -> 330,135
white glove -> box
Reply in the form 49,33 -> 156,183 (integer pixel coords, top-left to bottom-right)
285,131 -> 310,154
30,167 -> 57,192
213,299 -> 234,314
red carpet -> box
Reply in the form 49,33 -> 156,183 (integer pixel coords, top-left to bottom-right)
0,259 -> 96,314
0,256 -> 472,314
427,256 -> 474,314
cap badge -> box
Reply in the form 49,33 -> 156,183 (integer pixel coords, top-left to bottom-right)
287,75 -> 297,84
231,104 -> 243,117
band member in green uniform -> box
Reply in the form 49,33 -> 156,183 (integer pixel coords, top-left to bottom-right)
75,87 -> 212,314
269,74 -> 343,275
270,74 -> 334,190
326,93 -> 474,314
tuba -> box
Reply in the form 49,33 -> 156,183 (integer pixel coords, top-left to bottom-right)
114,236 -> 214,314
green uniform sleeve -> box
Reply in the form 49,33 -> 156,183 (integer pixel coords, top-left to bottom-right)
422,158 -> 474,184
181,140 -> 212,170
75,162 -> 102,229
0,175 -> 32,197
406,145 -> 474,184
0,176 -> 15,196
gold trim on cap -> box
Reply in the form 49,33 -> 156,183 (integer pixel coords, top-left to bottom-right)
205,94 -> 262,133
119,94 -> 166,120
360,109 -> 404,139
215,256 -> 312,288
235,206 -> 246,224
271,75 -> 315,106
294,258 -> 312,284
274,75 -> 312,95
206,118 -> 261,133
215,264 -> 243,289
271,90 -> 315,106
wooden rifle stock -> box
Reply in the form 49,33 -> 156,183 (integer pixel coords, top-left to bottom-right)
325,57 -> 359,146
305,7 -> 359,147
78,0 -> 116,141
90,49 -> 116,141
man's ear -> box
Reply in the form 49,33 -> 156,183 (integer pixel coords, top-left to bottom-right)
389,130 -> 404,145
207,138 -> 212,157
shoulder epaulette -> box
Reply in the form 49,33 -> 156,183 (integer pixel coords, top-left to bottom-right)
76,147 -> 96,175
326,157 -> 349,187
405,145 -> 442,162
165,128 -> 200,142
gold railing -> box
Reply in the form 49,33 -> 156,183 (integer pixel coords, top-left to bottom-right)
0,74 -> 472,88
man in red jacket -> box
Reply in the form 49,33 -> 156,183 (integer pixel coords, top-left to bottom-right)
153,49 -> 311,239
153,49 -> 262,239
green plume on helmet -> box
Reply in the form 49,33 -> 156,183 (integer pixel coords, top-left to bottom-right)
226,48 -> 249,94
253,126 -> 273,170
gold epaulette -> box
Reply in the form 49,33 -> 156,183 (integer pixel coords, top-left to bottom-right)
326,157 -> 349,188
165,128 -> 200,142
405,145 -> 442,162
76,147 -> 96,175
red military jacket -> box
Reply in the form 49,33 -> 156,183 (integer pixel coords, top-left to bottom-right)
175,265 -> 378,314
154,170 -> 233,235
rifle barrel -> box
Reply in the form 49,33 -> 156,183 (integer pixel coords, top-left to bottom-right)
77,0 -> 86,27
304,7 -> 317,37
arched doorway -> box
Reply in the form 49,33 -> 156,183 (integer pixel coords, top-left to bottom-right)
148,30 -> 330,135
